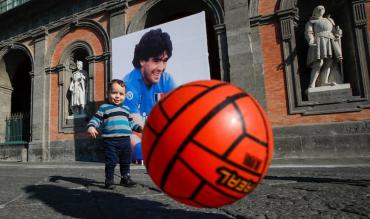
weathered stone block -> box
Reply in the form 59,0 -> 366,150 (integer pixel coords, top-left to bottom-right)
307,84 -> 352,102
0,144 -> 26,161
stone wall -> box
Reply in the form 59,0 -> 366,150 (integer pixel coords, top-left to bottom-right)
274,121 -> 370,158
0,144 -> 27,161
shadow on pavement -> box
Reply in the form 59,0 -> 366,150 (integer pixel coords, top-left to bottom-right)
49,175 -> 106,189
23,176 -> 231,219
265,175 -> 370,187
49,175 -> 163,192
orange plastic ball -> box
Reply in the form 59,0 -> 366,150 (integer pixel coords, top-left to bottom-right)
142,80 -> 274,208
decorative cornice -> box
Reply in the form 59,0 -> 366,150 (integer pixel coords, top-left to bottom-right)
276,8 -> 299,20
0,41 -> 14,51
249,8 -> 298,27
213,23 -> 226,34
86,51 -> 111,63
0,84 -> 13,92
250,14 -> 274,27
45,64 -> 65,74
7,42 -> 14,49
31,26 -> 48,42
106,0 -> 128,16
0,0 -> 120,46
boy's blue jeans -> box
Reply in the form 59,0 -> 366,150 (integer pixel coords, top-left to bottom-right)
103,136 -> 131,180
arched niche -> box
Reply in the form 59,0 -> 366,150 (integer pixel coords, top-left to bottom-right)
278,0 -> 370,115
47,19 -> 110,133
47,19 -> 110,100
56,41 -> 94,133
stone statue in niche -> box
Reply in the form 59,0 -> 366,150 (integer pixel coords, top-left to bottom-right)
69,60 -> 86,116
305,5 -> 343,89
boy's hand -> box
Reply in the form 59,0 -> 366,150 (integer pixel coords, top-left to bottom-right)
137,126 -> 143,133
87,126 -> 99,138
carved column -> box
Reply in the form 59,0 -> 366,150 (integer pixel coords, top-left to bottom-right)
108,1 -> 127,97
224,0 -> 252,92
351,1 -> 370,102
108,0 -> 128,39
214,23 -> 230,82
223,0 -> 267,107
278,13 -> 303,111
28,70 -> 35,144
52,64 -> 68,132
86,52 -> 110,113
85,56 -> 95,110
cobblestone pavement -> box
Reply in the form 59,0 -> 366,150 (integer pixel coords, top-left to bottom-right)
0,159 -> 369,219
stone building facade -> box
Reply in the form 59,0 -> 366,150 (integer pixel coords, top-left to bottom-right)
0,0 -> 369,162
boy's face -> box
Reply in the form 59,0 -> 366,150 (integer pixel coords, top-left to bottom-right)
140,51 -> 169,86
108,83 -> 125,105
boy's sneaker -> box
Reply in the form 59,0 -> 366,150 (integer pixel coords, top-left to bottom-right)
120,175 -> 137,187
105,179 -> 115,190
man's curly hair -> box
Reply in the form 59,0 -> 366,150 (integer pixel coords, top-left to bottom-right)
132,28 -> 173,69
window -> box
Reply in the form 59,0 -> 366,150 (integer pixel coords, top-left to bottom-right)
0,0 -> 30,14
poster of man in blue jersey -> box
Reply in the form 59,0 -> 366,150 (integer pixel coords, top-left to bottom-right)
123,29 -> 175,125
112,12 -> 210,163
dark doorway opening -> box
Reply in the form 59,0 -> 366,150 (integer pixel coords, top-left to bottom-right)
3,49 -> 32,143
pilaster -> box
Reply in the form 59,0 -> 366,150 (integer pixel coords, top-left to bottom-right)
28,28 -> 50,162
224,0 -> 267,107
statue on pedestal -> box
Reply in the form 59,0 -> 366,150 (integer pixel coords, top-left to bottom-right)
305,5 -> 343,89
69,60 -> 86,115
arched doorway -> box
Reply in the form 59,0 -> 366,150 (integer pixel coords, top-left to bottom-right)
128,0 -> 225,80
0,47 -> 32,143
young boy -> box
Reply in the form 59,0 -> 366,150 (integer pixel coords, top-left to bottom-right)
87,79 -> 142,189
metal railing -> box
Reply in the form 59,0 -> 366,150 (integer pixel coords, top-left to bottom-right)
0,0 -> 30,14
4,112 -> 30,144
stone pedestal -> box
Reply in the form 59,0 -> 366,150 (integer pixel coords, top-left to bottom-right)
307,83 -> 352,102
66,114 -> 87,127
67,113 -> 86,119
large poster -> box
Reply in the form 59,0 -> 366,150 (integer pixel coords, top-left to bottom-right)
112,12 -> 210,163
